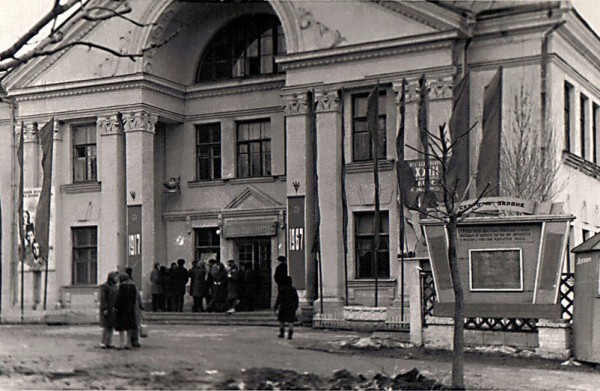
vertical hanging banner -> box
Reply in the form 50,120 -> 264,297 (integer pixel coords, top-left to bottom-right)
20,188 -> 55,271
287,196 -> 305,289
127,206 -> 142,287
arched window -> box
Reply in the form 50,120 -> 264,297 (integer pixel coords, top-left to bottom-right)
196,14 -> 286,83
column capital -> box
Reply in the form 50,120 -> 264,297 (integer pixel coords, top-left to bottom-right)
122,111 -> 158,134
314,89 -> 340,113
97,114 -> 123,136
282,91 -> 311,116
23,122 -> 38,143
53,119 -> 63,142
400,74 -> 454,104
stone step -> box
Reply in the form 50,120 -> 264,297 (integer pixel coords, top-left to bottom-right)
143,310 -> 281,326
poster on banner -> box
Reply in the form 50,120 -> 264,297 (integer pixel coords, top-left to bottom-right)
19,187 -> 55,271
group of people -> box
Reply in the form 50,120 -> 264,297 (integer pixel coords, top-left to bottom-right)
100,255 -> 299,345
99,268 -> 144,350
149,258 -> 261,313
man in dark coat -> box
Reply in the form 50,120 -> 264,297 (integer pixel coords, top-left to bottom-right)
190,260 -> 209,312
226,259 -> 240,313
173,258 -> 189,312
99,271 -> 119,349
150,262 -> 163,312
115,273 -> 138,349
274,276 -> 299,340
274,255 -> 288,292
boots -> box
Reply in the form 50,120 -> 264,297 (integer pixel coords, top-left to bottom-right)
287,330 -> 293,340
278,327 -> 285,338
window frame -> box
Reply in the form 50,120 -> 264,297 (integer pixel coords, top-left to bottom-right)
72,123 -> 97,183
351,91 -> 387,162
195,14 -> 286,83
593,102 -> 599,164
196,123 -> 222,181
194,228 -> 221,263
354,211 -> 390,279
236,119 -> 272,178
564,82 -> 573,153
581,93 -> 589,159
72,226 -> 98,286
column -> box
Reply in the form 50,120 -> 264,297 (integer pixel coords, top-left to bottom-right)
314,88 -> 344,311
47,120 -> 62,306
123,110 -> 157,300
283,91 -> 316,317
22,122 -> 39,311
97,115 -> 127,284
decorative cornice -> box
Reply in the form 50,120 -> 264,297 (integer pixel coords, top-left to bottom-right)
295,6 -> 346,49
97,114 -> 123,136
163,207 -> 284,222
315,89 -> 340,113
373,0 -> 464,32
187,106 -> 282,123
282,91 -> 311,116
187,78 -> 285,99
277,31 -> 457,71
122,110 -> 158,134
23,122 -> 38,143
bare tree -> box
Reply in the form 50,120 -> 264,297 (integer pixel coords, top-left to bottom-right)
405,123 -> 490,390
0,0 -> 177,78
501,86 -> 561,202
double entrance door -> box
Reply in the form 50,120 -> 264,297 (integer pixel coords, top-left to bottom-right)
235,238 -> 272,310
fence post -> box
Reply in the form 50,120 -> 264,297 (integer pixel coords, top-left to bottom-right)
407,259 -> 423,346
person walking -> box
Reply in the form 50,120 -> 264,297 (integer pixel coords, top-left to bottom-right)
274,255 -> 288,292
126,267 -> 144,348
114,273 -> 138,350
226,259 -> 240,313
273,275 -> 299,340
150,262 -> 163,312
99,271 -> 119,349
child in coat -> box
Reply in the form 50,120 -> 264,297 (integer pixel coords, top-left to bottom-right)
273,275 -> 299,339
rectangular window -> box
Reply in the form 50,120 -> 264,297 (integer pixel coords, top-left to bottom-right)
581,94 -> 588,159
237,119 -> 271,178
194,228 -> 221,262
593,103 -> 599,164
564,83 -> 572,152
354,211 -> 390,279
196,123 -> 222,181
72,124 -> 97,182
72,227 -> 97,285
352,92 -> 387,162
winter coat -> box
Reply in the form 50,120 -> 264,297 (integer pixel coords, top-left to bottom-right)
134,290 -> 144,327
227,267 -> 240,301
190,265 -> 209,297
274,262 -> 288,287
115,281 -> 138,331
172,266 -> 189,296
99,281 -> 118,328
274,284 -> 299,323
150,268 -> 163,295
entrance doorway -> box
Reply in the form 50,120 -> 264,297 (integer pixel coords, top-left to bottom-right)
236,238 -> 271,310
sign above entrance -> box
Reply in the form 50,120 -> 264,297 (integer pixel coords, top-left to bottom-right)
224,218 -> 277,238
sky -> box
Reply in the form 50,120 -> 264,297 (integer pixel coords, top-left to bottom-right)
0,0 -> 598,53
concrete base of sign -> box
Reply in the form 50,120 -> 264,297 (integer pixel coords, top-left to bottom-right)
536,319 -> 572,360
343,306 -> 388,321
422,316 -> 575,359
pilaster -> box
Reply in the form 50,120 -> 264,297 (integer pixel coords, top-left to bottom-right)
123,110 -> 157,298
283,90 -> 315,308
23,122 -> 39,188
313,88 -> 344,310
97,114 -> 126,282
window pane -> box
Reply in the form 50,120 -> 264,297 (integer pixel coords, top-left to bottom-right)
353,97 -> 368,118
250,152 -> 261,176
261,121 -> 271,138
213,158 -> 221,179
263,152 -> 271,176
354,133 -> 371,161
74,159 -> 86,182
198,159 -> 210,180
249,122 -> 261,140
238,156 -> 249,178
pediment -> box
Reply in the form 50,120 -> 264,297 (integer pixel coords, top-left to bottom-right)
224,186 -> 283,210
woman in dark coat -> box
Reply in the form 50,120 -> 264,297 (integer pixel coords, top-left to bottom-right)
274,275 -> 299,340
115,273 -> 138,349
99,271 -> 119,349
